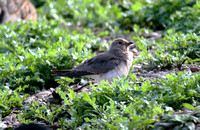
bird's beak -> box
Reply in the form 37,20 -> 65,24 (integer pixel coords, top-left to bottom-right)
126,42 -> 134,47
128,42 -> 134,45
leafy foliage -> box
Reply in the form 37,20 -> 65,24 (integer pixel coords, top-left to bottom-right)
152,72 -> 200,110
152,112 -> 200,130
0,86 -> 29,117
36,0 -> 199,33
18,101 -> 64,126
136,32 -> 199,70
165,32 -> 200,59
0,21 -> 98,90
17,71 -> 200,128
18,76 -> 163,129
140,0 -> 197,32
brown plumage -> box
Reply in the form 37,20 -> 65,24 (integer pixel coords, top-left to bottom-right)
0,0 -> 37,24
51,38 -> 138,83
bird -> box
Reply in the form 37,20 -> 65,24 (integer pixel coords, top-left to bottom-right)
0,0 -> 37,24
51,38 -> 138,83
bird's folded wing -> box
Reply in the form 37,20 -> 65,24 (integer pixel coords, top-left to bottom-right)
51,52 -> 123,77
73,53 -> 122,75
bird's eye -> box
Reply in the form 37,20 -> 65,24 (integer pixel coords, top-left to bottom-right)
118,41 -> 123,45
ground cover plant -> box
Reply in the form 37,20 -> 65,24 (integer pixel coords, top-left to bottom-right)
1,0 -> 200,129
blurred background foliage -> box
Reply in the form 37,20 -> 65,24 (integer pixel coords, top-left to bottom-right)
31,0 -> 199,33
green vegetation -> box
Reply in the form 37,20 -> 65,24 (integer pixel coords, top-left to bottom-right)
36,0 -> 199,33
1,0 -> 200,129
136,32 -> 200,70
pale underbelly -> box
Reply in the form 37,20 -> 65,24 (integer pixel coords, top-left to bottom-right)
86,62 -> 131,83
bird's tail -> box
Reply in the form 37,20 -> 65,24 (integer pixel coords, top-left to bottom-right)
51,70 -> 71,76
51,70 -> 93,77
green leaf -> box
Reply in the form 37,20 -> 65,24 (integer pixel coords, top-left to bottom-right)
0,47 -> 10,53
82,92 -> 92,103
154,107 -> 164,114
173,124 -> 184,130
84,117 -> 90,122
62,77 -> 74,83
131,2 -> 143,11
185,122 -> 195,130
57,89 -> 70,105
140,81 -> 151,92
182,103 -> 195,110
68,89 -> 76,100
82,92 -> 96,109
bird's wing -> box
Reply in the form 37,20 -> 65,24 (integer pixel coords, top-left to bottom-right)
73,52 -> 122,74
51,52 -> 123,77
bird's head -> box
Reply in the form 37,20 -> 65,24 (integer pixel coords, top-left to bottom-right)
110,38 -> 134,53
